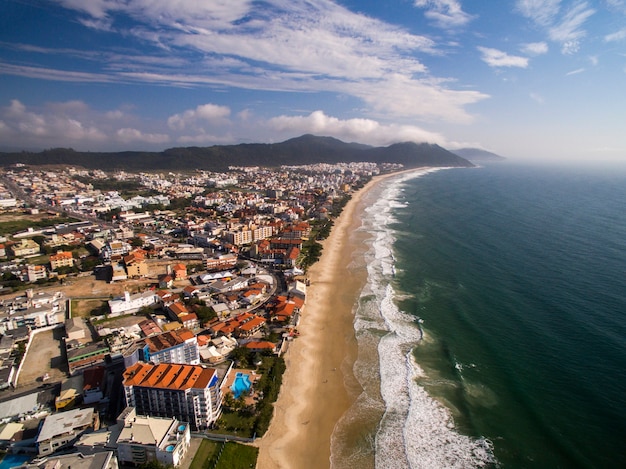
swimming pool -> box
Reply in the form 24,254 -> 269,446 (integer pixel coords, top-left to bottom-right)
231,372 -> 252,398
0,454 -> 32,469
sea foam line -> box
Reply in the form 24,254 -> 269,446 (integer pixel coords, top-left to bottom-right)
359,169 -> 496,468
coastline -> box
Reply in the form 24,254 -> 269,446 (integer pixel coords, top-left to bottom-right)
255,170 -> 411,469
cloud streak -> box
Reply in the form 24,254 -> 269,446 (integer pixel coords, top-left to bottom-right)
478,47 -> 529,68
515,0 -> 595,54
414,0 -> 475,29
12,0 -> 485,123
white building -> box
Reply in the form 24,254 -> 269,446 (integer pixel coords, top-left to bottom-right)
115,407 -> 191,467
108,291 -> 158,316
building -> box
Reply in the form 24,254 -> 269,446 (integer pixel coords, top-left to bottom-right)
10,239 -> 40,257
140,328 -> 200,365
50,251 -> 74,270
67,342 -> 110,375
123,362 -> 222,430
83,366 -> 106,404
26,264 -> 48,282
115,407 -> 191,467
19,451 -> 118,469
172,263 -> 187,280
65,317 -> 87,342
36,407 -> 99,456
108,291 -> 157,316
205,253 -> 238,272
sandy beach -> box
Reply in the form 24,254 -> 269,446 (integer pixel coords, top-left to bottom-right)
255,173 -> 393,469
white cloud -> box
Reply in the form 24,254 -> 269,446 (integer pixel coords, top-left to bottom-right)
167,103 -> 231,131
548,1 -> 595,54
116,128 -> 169,144
0,99 -> 174,150
530,92 -> 545,103
516,0 -> 561,26
516,0 -> 595,55
605,28 -> 626,42
0,99 -> 107,145
478,47 -> 529,68
520,42 -> 549,55
266,110 -> 447,146
565,67 -> 585,75
177,133 -> 235,145
414,0 -> 474,29
36,0 -> 486,123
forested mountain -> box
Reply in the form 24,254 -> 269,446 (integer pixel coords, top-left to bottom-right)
0,134 -> 473,171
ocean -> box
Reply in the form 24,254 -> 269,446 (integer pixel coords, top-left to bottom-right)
331,162 -> 626,469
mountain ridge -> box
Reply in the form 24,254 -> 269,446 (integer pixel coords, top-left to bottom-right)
0,134 -> 474,171
451,147 -> 506,162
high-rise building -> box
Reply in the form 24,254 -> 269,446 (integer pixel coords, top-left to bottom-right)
123,362 -> 222,430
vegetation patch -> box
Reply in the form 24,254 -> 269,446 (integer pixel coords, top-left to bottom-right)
189,440 -> 257,469
0,216 -> 79,236
189,439 -> 218,469
212,355 -> 285,439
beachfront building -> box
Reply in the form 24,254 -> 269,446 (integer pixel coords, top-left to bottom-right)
123,362 -> 222,430
115,407 -> 191,467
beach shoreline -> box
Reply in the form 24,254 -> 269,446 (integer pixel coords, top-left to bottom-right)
255,170 -> 412,469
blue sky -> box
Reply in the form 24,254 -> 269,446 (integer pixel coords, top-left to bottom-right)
1,0 -> 625,161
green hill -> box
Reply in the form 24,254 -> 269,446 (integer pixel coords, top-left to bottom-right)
0,134 -> 473,171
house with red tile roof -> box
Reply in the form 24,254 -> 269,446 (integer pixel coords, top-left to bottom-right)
237,315 -> 266,337
180,312 -> 199,331
167,301 -> 190,319
158,274 -> 174,289
172,263 -> 187,280
244,340 -> 279,354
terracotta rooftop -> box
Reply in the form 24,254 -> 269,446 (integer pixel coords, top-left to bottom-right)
123,362 -> 216,390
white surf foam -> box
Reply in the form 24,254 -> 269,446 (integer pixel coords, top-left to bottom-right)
349,168 -> 496,468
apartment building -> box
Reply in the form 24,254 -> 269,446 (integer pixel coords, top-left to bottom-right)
141,328 -> 200,365
50,251 -> 74,270
115,407 -> 191,467
123,362 -> 222,430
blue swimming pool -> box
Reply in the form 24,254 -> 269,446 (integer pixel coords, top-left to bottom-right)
0,454 -> 32,469
231,372 -> 251,398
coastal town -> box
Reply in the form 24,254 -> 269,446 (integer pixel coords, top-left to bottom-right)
0,160 -> 401,469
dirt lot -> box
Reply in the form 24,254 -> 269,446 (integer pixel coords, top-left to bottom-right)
17,327 -> 68,389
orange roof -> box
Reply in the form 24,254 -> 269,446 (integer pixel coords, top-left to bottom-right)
238,316 -> 266,332
123,362 -> 216,390
50,251 -> 73,261
144,328 -> 195,353
197,334 -> 210,347
244,341 -> 276,350
169,301 -> 189,316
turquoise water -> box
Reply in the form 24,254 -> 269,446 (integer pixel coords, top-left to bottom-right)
388,162 -> 626,468
0,454 -> 32,469
231,372 -> 251,398
331,162 -> 626,469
